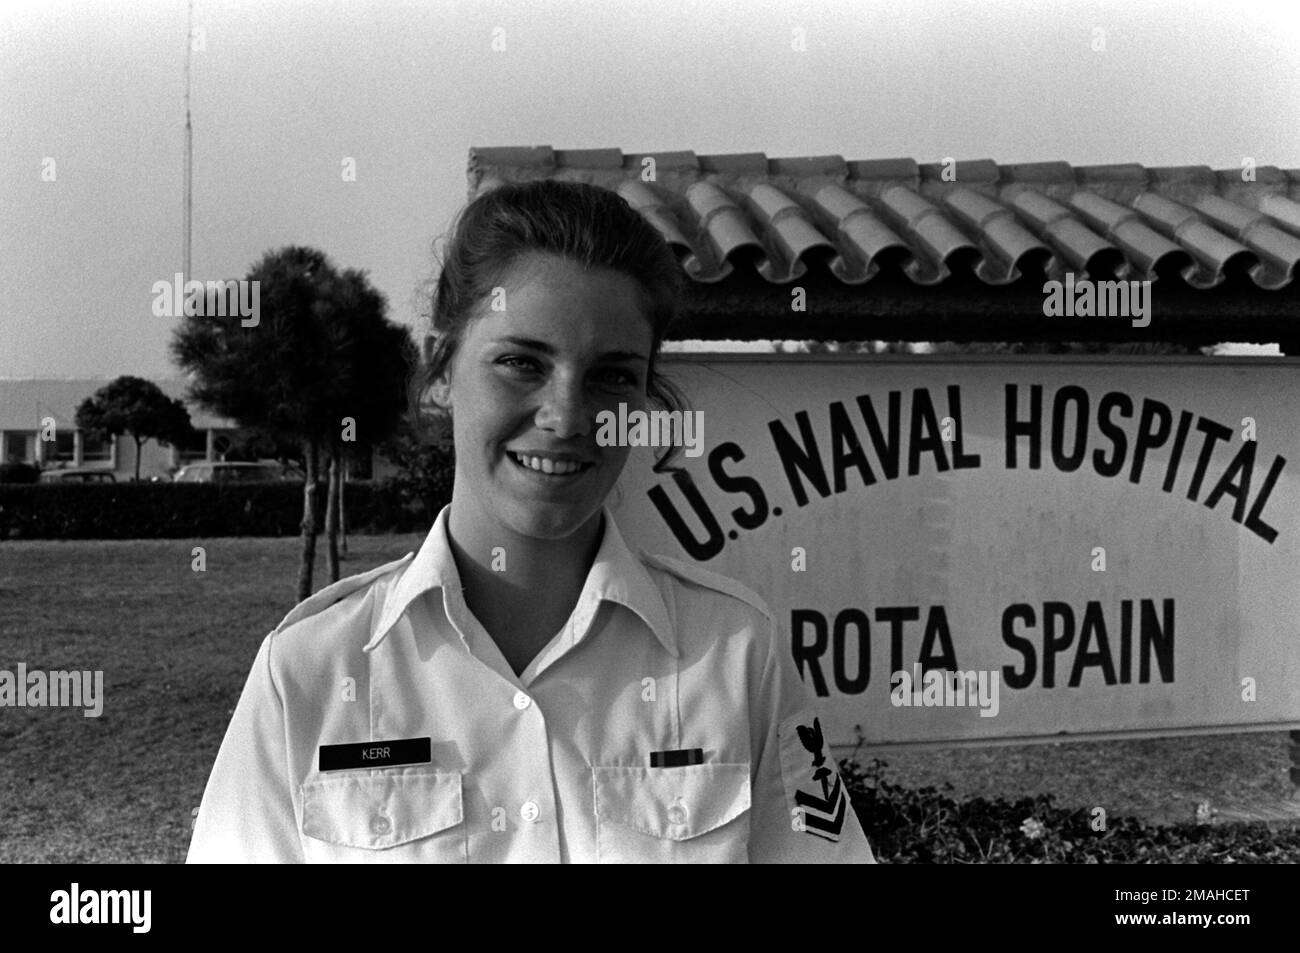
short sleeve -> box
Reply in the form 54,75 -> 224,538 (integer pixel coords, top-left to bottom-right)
187,633 -> 304,863
748,613 -> 876,863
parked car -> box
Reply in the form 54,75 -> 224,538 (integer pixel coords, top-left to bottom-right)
172,461 -> 304,483
38,468 -> 117,484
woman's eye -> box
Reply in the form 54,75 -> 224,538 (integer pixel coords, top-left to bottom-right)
594,368 -> 637,388
497,355 -> 540,372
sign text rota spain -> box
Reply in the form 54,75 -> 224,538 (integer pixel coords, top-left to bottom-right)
610,354 -> 1300,751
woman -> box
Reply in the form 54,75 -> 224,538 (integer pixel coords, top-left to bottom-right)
187,179 -> 875,863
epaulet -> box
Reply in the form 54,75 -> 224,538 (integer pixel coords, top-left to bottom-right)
271,553 -> 416,635
638,550 -> 776,623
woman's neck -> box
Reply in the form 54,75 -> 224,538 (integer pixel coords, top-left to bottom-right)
445,503 -> 605,663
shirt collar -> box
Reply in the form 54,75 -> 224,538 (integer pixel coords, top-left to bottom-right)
365,504 -> 678,658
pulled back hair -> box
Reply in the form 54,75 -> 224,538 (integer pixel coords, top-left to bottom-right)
409,179 -> 689,472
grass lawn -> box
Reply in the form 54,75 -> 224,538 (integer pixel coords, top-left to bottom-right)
1,534 -> 1295,862
0,533 -> 425,863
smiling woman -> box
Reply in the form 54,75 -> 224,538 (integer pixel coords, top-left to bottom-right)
186,179 -> 876,864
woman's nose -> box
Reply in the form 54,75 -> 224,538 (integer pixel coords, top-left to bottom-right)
535,378 -> 591,439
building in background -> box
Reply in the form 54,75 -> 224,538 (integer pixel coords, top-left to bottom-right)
0,378 -> 392,481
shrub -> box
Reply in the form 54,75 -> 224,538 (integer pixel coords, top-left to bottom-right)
0,462 -> 40,484
0,478 -> 452,540
841,756 -> 1300,863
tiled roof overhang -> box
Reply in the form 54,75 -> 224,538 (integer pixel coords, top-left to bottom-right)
466,147 -> 1300,347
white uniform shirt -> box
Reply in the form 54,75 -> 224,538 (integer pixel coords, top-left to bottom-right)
187,504 -> 876,863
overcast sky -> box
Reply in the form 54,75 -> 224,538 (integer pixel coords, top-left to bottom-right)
2,0 -> 1298,378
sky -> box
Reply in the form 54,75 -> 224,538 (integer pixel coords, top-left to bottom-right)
2,0 -> 1298,378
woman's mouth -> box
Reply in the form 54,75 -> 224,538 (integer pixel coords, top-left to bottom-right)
506,451 -> 595,478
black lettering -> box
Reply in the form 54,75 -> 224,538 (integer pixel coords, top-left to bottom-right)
1005,384 -> 1043,469
1129,398 -> 1172,485
1186,418 -> 1234,502
647,470 -> 725,561
856,391 -> 901,479
1161,410 -> 1195,492
708,442 -> 768,530
1001,603 -> 1037,689
1051,385 -> 1089,472
1203,439 -> 1255,523
1093,391 -> 1132,478
828,401 -> 876,492
1042,601 -> 1075,689
947,385 -> 981,469
909,389 -> 950,475
1120,599 -> 1132,683
769,412 -> 830,507
791,609 -> 829,697
1068,602 -> 1117,687
832,609 -> 870,694
1140,598 -> 1174,684
1245,454 -> 1286,544
916,606 -> 958,671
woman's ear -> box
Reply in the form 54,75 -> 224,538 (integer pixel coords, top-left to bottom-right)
429,369 -> 452,412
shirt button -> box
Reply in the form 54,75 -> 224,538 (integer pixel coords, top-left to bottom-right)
370,815 -> 391,836
667,799 -> 688,826
512,691 -> 532,710
520,800 -> 540,822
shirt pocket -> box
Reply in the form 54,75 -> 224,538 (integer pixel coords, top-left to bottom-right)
299,769 -> 466,863
593,762 -> 752,864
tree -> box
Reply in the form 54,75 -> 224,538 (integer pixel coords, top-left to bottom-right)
314,266 -> 414,580
169,248 -> 415,600
219,426 -> 305,467
75,376 -> 193,481
376,418 -> 456,523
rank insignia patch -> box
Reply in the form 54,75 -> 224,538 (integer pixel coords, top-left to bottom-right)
779,712 -> 848,842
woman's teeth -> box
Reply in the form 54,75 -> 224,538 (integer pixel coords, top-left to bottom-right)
510,452 -> 586,476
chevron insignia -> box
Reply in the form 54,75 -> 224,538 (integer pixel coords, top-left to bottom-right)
781,713 -> 848,842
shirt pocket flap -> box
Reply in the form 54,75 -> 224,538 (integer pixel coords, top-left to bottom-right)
593,762 -> 751,841
300,770 -> 463,849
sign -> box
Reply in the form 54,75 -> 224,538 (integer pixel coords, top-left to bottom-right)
610,354 -> 1300,749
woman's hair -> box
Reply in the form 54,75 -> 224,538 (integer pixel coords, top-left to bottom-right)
410,178 -> 689,472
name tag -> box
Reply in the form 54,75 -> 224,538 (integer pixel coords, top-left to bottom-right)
319,737 -> 432,771
649,748 -> 704,768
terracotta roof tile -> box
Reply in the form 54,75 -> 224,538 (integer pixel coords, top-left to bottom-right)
465,146 -> 1300,292
808,183 -> 909,284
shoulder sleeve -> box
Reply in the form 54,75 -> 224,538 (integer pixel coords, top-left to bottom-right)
187,632 -> 304,863
748,612 -> 876,864
270,553 -> 413,635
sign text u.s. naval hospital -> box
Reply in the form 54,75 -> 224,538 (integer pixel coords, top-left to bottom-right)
610,355 -> 1300,750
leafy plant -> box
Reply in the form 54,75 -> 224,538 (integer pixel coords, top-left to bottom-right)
841,756 -> 1300,863
75,376 -> 194,482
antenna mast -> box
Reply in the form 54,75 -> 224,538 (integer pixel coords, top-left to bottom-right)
183,0 -> 193,286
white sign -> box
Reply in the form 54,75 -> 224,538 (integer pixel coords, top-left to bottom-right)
611,355 -> 1300,749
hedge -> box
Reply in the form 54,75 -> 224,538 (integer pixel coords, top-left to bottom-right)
0,480 -> 450,540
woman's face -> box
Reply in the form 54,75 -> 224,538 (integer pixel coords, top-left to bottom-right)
434,252 -> 655,542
